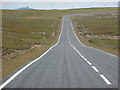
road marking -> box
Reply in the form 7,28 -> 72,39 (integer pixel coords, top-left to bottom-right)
91,66 -> 99,73
86,61 -> 92,66
55,16 -> 65,45
69,18 -> 117,57
67,17 -> 112,85
100,74 -> 112,85
0,16 -> 65,89
84,58 -> 88,61
0,46 -> 54,89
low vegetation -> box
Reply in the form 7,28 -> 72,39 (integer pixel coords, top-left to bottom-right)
71,10 -> 118,56
2,7 -> 118,78
2,10 -> 61,78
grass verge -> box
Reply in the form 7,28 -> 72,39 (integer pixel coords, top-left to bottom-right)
2,7 -> 118,78
71,11 -> 118,56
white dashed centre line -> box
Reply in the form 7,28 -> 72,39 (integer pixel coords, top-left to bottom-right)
100,74 -> 112,85
86,61 -> 92,66
67,17 -> 112,86
91,66 -> 99,73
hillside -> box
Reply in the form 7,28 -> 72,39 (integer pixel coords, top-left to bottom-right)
17,6 -> 34,10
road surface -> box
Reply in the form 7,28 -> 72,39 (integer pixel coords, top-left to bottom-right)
1,15 -> 118,88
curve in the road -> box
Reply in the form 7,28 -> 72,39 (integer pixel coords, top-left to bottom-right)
0,14 -> 118,88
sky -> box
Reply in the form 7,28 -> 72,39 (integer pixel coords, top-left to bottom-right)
1,2 -> 119,10
1,0 -> 119,2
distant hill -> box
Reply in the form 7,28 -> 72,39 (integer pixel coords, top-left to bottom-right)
17,6 -> 35,10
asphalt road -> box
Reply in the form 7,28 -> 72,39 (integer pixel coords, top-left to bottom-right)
2,15 -> 118,88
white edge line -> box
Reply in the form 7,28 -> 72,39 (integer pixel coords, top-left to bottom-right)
100,74 -> 112,85
69,18 -> 117,57
91,66 -> 99,73
0,47 -> 53,89
0,16 -> 65,89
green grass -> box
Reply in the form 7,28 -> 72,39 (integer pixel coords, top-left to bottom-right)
72,15 -> 118,35
2,10 -> 61,56
71,9 -> 118,56
3,8 -> 117,57
2,10 -> 61,78
2,7 -> 118,78
2,45 -> 51,79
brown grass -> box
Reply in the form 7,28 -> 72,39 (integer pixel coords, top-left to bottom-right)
2,8 -> 118,78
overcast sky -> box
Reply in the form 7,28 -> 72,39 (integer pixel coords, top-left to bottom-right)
2,2 -> 119,10
1,0 -> 119,2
